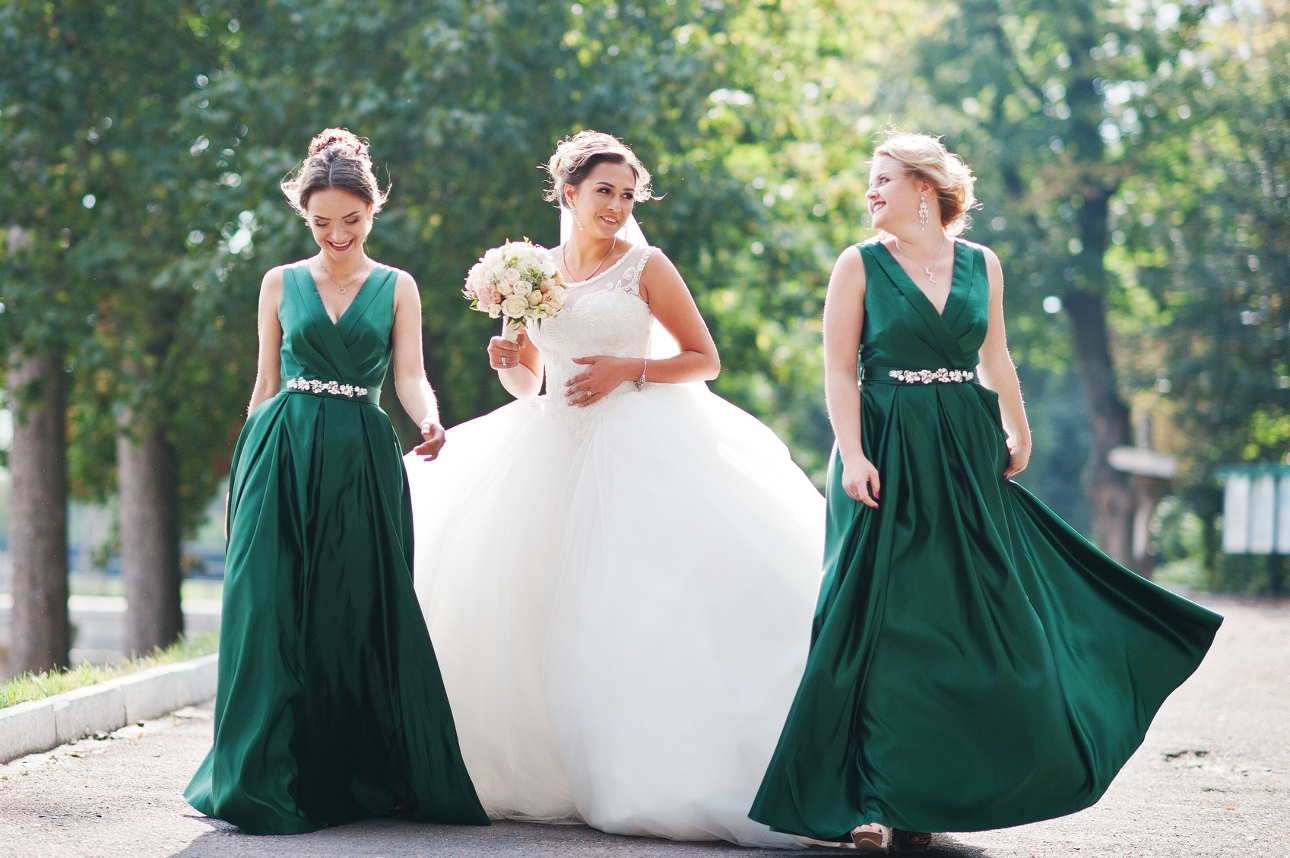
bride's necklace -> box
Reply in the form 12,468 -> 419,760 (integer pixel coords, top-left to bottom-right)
565,237 -> 616,283
893,236 -> 949,284
319,258 -> 370,295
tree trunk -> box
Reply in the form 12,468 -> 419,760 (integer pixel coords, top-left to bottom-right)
1048,25 -> 1138,568
1063,285 -> 1135,566
117,422 -> 183,655
7,350 -> 70,675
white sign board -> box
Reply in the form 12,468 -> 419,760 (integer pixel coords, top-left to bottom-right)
1279,476 -> 1290,555
1249,475 -> 1277,554
1222,474 -> 1251,553
1223,471 -> 1290,555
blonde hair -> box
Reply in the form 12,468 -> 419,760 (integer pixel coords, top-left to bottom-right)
542,130 -> 655,208
873,132 -> 978,235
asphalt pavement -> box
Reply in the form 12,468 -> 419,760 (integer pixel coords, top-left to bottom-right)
0,596 -> 1285,857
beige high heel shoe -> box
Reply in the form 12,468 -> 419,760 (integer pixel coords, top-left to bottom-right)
850,822 -> 893,853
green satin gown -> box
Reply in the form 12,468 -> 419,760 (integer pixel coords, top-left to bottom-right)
185,261 -> 488,835
749,240 -> 1222,838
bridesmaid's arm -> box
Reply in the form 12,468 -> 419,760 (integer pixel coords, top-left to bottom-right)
391,271 -> 447,460
823,246 -> 881,508
563,251 -> 718,407
246,267 -> 285,416
975,247 -> 1032,477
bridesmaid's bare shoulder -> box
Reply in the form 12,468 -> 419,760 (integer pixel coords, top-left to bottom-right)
830,243 -> 868,292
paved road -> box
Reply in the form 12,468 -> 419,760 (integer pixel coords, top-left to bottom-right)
0,597 -> 1285,857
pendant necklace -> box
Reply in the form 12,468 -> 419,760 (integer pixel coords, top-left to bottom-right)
893,236 -> 949,284
320,259 -> 369,295
565,237 -> 616,283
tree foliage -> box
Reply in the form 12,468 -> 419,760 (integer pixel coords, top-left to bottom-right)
3,0 -> 1287,596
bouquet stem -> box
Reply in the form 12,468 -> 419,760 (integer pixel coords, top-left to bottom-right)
501,319 -> 522,342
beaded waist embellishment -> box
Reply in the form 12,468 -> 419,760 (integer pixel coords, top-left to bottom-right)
285,377 -> 370,399
887,368 -> 976,384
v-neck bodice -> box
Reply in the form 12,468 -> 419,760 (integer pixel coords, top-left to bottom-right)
278,260 -> 398,394
858,238 -> 989,377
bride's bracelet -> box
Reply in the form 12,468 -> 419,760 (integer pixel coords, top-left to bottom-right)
635,358 -> 647,392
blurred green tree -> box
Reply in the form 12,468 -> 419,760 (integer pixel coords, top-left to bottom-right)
903,0 -> 1219,569
1115,1 -> 1290,591
1,1 -> 239,661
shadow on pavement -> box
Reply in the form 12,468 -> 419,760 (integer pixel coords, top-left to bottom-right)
166,816 -> 996,857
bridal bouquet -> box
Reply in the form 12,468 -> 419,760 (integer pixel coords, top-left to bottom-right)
463,239 -> 567,341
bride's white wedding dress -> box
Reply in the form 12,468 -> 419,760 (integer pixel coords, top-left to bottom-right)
404,243 -> 823,847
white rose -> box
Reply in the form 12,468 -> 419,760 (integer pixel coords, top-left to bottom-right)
488,304 -> 503,318
504,267 -> 522,283
501,295 -> 529,318
497,279 -> 513,296
512,280 -> 532,297
526,290 -> 542,306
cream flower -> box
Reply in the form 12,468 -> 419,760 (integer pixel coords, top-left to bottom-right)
501,295 -> 529,318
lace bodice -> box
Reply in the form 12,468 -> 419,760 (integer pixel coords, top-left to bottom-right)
527,244 -> 656,434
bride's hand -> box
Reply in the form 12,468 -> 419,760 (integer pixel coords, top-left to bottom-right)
566,355 -> 641,407
411,419 -> 446,460
488,328 -> 528,370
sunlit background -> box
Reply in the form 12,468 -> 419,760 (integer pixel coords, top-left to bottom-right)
1,0 -> 1287,677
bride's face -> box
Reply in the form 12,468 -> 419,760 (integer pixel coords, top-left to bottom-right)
867,154 -> 929,233
565,160 -> 637,239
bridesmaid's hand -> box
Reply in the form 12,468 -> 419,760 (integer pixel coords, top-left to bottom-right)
841,456 -> 881,508
488,329 -> 528,371
565,355 -> 641,407
412,420 -> 447,461
1004,435 -> 1030,478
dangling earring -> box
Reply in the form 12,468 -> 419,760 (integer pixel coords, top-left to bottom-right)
918,194 -> 929,230
573,208 -> 584,231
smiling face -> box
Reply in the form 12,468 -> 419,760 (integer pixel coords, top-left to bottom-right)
305,187 -> 373,261
867,154 -> 931,233
564,160 -> 638,239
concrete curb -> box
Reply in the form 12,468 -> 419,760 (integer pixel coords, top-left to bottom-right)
0,653 -> 218,764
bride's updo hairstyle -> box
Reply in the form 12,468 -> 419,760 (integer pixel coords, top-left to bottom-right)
873,132 -> 978,236
543,130 -> 656,208
281,127 -> 389,216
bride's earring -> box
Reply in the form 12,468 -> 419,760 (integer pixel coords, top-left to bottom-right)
573,208 -> 585,231
918,194 -> 929,230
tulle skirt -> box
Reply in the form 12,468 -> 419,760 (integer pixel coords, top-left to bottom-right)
404,382 -> 826,847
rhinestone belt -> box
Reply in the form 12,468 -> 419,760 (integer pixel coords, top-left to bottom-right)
283,376 -> 380,403
862,366 -> 977,385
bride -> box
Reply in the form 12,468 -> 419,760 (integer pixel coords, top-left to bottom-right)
404,131 -> 823,848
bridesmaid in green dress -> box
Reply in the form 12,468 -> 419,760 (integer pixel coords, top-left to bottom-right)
749,133 -> 1222,852
185,129 -> 487,834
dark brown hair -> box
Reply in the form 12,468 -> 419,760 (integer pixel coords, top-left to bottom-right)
281,128 -> 388,216
542,130 -> 655,208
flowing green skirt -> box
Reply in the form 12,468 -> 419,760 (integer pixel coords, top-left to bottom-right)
750,381 -> 1222,838
185,390 -> 487,834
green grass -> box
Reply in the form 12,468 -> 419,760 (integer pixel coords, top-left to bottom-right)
0,631 -> 219,710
